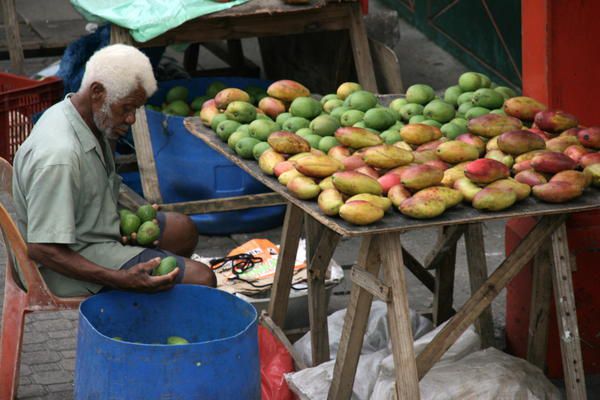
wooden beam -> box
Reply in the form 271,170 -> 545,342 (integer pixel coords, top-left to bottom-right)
526,240 -> 553,369
369,38 -> 403,93
158,192 -> 285,214
306,217 -> 341,365
268,203 -> 304,327
328,236 -> 381,399
1,0 -> 24,74
464,223 -> 495,349
379,233 -> 421,399
416,215 -> 568,379
347,3 -> 377,92
550,223 -> 587,399
424,225 -> 466,270
402,247 -> 436,293
118,183 -> 149,211
260,312 -> 307,370
432,228 -> 457,325
350,266 -> 390,302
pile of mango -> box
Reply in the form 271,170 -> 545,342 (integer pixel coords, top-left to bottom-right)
119,205 -> 161,246
198,76 -> 600,226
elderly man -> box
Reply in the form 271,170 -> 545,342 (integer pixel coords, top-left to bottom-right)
12,44 -> 216,297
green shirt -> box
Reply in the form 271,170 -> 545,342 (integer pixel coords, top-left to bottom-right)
12,96 -> 144,296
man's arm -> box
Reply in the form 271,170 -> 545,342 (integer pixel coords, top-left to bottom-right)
28,243 -> 178,292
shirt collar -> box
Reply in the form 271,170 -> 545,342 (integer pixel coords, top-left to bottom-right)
62,93 -> 104,154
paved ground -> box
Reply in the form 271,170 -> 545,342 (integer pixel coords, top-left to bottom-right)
2,0 -> 595,398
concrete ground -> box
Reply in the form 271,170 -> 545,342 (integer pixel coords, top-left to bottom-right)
1,0 -> 595,398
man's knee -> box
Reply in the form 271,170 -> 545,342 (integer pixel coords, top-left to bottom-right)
182,259 -> 217,288
160,212 -> 198,257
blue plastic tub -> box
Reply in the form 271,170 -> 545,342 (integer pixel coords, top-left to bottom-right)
74,285 -> 260,400
128,77 -> 285,235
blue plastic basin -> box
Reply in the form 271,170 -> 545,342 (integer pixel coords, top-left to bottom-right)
74,285 -> 260,400
124,77 -> 285,236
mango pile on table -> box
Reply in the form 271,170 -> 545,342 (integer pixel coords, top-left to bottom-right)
198,75 -> 600,226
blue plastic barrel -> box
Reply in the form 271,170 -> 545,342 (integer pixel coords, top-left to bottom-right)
74,285 -> 260,400
138,77 -> 285,235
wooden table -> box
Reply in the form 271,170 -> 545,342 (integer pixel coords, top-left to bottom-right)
109,0 -> 377,208
185,117 -> 596,399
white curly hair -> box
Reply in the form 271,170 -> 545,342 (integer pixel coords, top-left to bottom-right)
80,44 -> 157,104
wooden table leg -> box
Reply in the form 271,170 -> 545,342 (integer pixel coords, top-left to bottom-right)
550,223 -> 587,399
305,216 -> 341,365
347,2 -> 378,92
526,240 -> 553,369
464,223 -> 495,349
432,227 -> 458,326
380,233 -> 421,399
268,203 -> 304,327
328,236 -> 382,399
417,215 -> 567,379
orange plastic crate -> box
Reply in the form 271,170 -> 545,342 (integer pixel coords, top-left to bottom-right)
0,73 -> 63,163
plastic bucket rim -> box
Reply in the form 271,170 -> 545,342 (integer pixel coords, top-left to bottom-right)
78,284 -> 258,346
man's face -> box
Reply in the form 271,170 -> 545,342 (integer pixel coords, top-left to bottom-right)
92,84 -> 147,140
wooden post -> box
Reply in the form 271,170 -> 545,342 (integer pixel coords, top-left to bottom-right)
268,203 -> 304,327
1,0 -> 24,75
328,236 -> 382,399
432,227 -> 457,325
379,233 -> 421,399
417,215 -> 567,379
464,223 -> 495,349
305,216 -> 340,365
549,224 -> 587,399
526,240 -> 553,369
347,3 -> 378,92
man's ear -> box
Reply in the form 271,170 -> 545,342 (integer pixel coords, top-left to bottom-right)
90,82 -> 106,103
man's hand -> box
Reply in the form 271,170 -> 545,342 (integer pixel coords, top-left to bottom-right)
115,257 -> 179,292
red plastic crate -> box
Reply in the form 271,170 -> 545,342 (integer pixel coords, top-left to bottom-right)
0,73 -> 63,163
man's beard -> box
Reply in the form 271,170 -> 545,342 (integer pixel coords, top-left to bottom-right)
93,101 -> 127,141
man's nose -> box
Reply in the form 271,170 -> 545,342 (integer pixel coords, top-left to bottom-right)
125,112 -> 136,125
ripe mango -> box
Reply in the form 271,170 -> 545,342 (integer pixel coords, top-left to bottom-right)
319,176 -> 335,190
278,168 -> 304,186
577,127 -> 600,149
456,133 -> 486,155
545,135 -> 580,152
267,80 -> 310,102
580,153 -> 600,168
472,187 -> 517,211
268,131 -> 311,154
328,145 -> 352,162
335,127 -> 383,149
512,160 -> 534,174
387,184 -> 411,207
337,82 -> 362,100
486,136 -> 499,151
534,110 -> 578,134
342,154 -> 367,171
531,152 -> 577,174
584,164 -> 600,187
288,152 -> 312,162
400,124 -> 442,145
214,88 -> 250,110
393,141 -> 414,152
339,200 -> 384,225
401,164 -> 444,190
399,197 -> 446,219
273,161 -> 294,177
441,162 -> 469,187
551,170 -> 591,188
293,155 -> 343,178
347,193 -> 392,211
332,171 -> 382,195
487,178 -> 531,201
200,99 -> 220,126
413,186 -> 463,208
532,181 -> 583,203
453,178 -> 482,202
258,97 -> 286,119
416,138 -> 447,152
413,149 -> 438,164
361,144 -> 413,169
436,141 -> 480,164
355,166 -> 380,180
564,145 -> 592,164
561,127 -> 582,137
497,130 -> 546,155
464,158 -> 510,184
318,189 -> 344,216
503,96 -> 547,121
258,149 -> 286,175
514,149 -> 549,163
378,172 -> 402,194
287,176 -> 321,200
514,170 -> 547,187
425,159 -> 451,172
485,150 -> 514,168
467,114 -> 523,138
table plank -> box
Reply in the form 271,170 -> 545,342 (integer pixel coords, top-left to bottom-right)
184,117 -> 600,237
